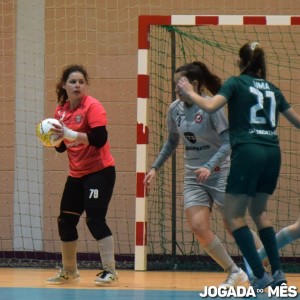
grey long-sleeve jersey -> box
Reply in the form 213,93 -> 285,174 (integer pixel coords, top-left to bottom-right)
151,98 -> 230,181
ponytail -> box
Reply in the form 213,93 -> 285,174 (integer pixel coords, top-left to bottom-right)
239,42 -> 266,79
192,62 -> 222,95
176,61 -> 222,96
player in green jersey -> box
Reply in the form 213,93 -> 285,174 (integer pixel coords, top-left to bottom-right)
177,42 -> 300,290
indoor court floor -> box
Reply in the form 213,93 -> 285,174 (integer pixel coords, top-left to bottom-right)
0,268 -> 299,300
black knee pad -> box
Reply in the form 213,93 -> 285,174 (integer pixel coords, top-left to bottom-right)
86,217 -> 112,240
58,212 -> 80,242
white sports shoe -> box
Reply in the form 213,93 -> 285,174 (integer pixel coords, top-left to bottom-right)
94,270 -> 118,285
219,268 -> 248,288
46,268 -> 80,285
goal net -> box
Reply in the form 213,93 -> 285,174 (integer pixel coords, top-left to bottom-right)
136,15 -> 300,271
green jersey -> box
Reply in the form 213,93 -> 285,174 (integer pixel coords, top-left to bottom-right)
218,74 -> 290,148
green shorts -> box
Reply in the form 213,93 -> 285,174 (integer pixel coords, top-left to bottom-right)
226,143 -> 281,197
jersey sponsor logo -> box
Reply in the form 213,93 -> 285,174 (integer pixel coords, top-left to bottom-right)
184,132 -> 197,144
186,145 -> 210,151
195,113 -> 203,123
249,128 -> 278,136
66,141 -> 80,148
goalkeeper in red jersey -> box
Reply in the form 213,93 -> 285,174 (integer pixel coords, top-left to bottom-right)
46,64 -> 118,286
178,42 -> 300,290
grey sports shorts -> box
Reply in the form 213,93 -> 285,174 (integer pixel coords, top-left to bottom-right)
183,170 -> 227,210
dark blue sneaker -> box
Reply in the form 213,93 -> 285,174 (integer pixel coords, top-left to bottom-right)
271,270 -> 287,288
251,272 -> 274,290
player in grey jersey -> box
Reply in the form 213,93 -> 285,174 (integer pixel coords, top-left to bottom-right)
144,62 -> 248,288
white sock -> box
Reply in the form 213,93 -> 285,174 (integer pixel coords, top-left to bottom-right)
61,240 -> 78,273
98,235 -> 116,273
204,235 -> 238,273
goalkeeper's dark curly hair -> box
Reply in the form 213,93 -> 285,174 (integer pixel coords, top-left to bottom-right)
56,64 -> 89,105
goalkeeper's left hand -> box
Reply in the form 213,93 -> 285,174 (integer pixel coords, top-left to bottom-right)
63,125 -> 78,141
51,121 -> 78,142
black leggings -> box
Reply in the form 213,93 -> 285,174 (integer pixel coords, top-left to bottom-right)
60,166 -> 116,220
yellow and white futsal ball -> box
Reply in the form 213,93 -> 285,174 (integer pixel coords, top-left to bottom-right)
36,118 -> 63,147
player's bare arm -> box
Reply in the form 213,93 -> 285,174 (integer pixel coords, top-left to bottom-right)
282,107 -> 300,129
178,76 -> 227,113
